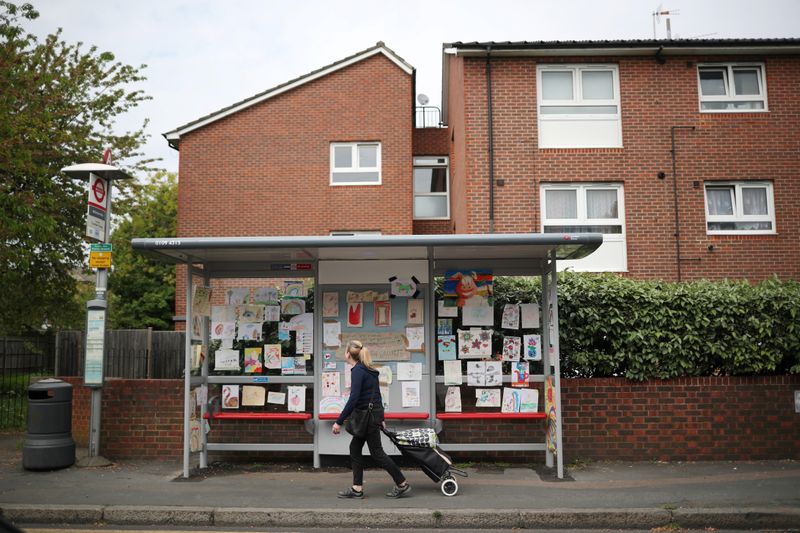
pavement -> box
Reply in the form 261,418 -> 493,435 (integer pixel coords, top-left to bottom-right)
0,433 -> 799,530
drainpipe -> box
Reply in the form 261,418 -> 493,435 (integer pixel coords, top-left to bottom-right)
670,125 -> 696,282
486,46 -> 495,233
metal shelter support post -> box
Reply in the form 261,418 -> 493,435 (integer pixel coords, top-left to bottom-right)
313,261 -> 321,469
200,269 -> 211,469
183,262 -> 193,479
542,264 -> 553,470
427,249 -> 436,426
549,250 -> 564,479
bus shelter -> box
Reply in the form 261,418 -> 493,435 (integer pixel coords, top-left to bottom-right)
132,233 -> 601,479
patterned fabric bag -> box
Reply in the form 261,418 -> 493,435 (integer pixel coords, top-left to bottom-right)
395,427 -> 438,448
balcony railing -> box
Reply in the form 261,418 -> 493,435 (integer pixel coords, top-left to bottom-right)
415,106 -> 444,128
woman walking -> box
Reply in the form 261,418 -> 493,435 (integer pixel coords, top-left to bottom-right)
332,340 -> 411,499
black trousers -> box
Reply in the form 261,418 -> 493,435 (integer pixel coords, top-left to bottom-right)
349,420 -> 405,486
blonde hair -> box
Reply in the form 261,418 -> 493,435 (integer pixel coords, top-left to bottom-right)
347,340 -> 374,370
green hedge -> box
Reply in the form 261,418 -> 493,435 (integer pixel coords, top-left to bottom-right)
492,273 -> 800,380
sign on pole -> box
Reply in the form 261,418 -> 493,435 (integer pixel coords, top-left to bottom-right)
89,243 -> 113,269
86,172 -> 109,241
85,307 -> 106,386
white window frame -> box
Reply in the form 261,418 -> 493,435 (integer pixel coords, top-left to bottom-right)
536,64 -> 622,148
413,156 -> 450,220
704,181 -> 775,235
540,182 -> 627,272
330,142 -> 381,186
697,63 -> 768,113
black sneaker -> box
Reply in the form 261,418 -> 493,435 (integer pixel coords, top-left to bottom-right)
337,487 -> 364,499
385,483 -> 411,498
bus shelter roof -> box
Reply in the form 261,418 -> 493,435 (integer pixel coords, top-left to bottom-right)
131,233 -> 602,266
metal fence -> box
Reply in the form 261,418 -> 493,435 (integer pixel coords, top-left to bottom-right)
0,335 -> 55,428
0,330 -> 183,429
415,105 -> 443,128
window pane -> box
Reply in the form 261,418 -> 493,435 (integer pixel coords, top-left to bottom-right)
544,225 -> 622,234
708,221 -> 772,231
733,69 -> 760,96
541,71 -> 573,100
586,189 -> 618,219
332,171 -> 379,184
540,105 -> 617,114
742,187 -> 768,215
699,69 -> 727,96
582,71 -> 614,99
706,187 -> 734,215
414,168 -> 447,193
414,196 -> 448,218
545,189 -> 577,219
334,146 -> 352,168
358,145 -> 377,168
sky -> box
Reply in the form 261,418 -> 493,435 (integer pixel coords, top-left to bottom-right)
25,0 -> 800,175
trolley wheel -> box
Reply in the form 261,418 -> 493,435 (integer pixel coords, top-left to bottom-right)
441,476 -> 458,496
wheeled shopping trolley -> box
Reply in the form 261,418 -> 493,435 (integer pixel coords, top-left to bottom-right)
382,427 -> 468,496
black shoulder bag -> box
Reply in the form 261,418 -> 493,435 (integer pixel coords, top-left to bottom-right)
345,375 -> 381,439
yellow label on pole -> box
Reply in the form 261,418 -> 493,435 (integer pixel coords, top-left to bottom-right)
89,251 -> 112,269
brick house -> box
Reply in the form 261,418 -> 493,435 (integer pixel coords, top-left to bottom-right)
164,39 -> 800,319
441,39 -> 800,280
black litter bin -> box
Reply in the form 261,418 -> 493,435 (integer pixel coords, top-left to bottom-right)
23,378 -> 75,470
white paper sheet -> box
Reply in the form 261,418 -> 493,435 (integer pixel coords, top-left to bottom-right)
267,391 -> 286,405
501,304 -> 520,330
467,361 -> 486,386
322,292 -> 339,317
241,385 -> 266,406
287,385 -> 306,412
443,360 -> 462,385
323,320 -> 341,347
445,386 -> 462,412
462,304 -> 494,326
401,381 -> 420,407
520,388 -> 539,412
321,372 -> 341,397
520,303 -> 540,329
214,349 -> 240,371
404,326 -> 425,351
222,385 -> 239,408
476,388 -> 501,407
397,362 -> 422,381
437,300 -> 458,318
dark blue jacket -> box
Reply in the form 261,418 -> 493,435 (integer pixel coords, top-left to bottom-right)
336,362 -> 382,425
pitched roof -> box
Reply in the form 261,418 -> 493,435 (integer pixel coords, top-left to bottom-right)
164,42 -> 414,148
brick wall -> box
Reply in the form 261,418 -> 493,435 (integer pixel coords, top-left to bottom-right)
412,127 -> 451,156
177,53 -> 412,239
450,53 -> 800,281
64,376 -> 800,462
64,377 -> 184,459
561,376 -> 800,461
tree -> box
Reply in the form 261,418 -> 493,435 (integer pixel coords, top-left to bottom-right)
0,2 -> 151,334
108,172 -> 177,330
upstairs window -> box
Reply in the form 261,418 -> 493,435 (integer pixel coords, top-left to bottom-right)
413,156 -> 449,219
537,65 -> 622,148
704,181 -> 775,234
698,63 -> 767,112
541,183 -> 627,272
330,142 -> 381,185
